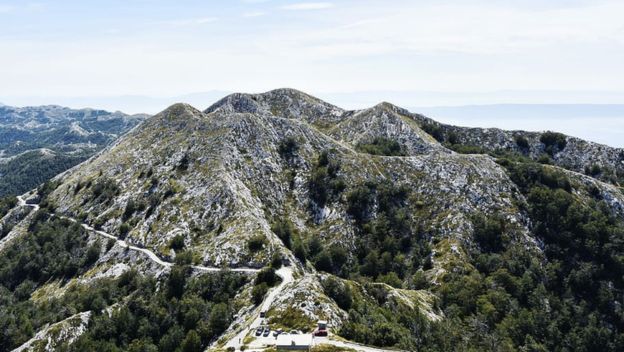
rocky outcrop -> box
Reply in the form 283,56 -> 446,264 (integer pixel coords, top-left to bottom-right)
3,89 -> 623,350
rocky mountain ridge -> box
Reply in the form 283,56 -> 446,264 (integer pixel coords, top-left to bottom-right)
1,89 -> 623,351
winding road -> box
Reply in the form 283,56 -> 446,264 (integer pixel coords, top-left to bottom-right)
16,195 -> 399,352
16,195 -> 259,274
221,266 -> 294,351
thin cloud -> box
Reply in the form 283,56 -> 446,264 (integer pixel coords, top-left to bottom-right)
243,11 -> 266,18
0,3 -> 43,13
166,17 -> 218,26
281,2 -> 334,11
25,3 -> 45,12
340,18 -> 384,29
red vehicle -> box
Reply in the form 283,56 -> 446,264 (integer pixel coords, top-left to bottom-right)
313,320 -> 328,337
313,329 -> 328,337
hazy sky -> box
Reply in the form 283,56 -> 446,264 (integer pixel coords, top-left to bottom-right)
1,0 -> 623,103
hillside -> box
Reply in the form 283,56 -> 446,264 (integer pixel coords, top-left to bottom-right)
0,105 -> 147,196
0,89 -> 623,352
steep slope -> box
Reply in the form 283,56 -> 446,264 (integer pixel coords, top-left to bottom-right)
413,115 -> 624,186
206,88 -> 345,128
208,89 -> 624,186
0,89 -> 622,351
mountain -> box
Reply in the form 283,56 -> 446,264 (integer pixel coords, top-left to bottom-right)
415,104 -> 624,149
0,89 -> 623,351
0,105 -> 148,196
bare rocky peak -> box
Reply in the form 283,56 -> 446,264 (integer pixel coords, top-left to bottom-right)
206,88 -> 345,126
34,88 -> 623,293
3,88 -> 624,350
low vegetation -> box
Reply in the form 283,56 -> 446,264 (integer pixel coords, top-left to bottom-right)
540,131 -> 567,156
356,137 -> 406,156
0,195 -> 17,219
278,137 -> 299,164
308,150 -> 345,208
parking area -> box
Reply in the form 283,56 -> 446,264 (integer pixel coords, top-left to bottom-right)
238,319 -> 331,351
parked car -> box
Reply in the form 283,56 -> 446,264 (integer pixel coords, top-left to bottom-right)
260,311 -> 266,318
263,327 -> 271,337
255,327 -> 263,336
313,329 -> 328,337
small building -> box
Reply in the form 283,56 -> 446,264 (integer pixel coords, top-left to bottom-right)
313,320 -> 328,337
276,334 -> 312,351
317,320 -> 327,330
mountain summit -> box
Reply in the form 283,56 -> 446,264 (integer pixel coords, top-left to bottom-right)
1,89 -> 623,351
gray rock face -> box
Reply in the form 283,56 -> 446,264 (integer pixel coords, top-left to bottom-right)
416,119 -> 624,184
40,90 -> 624,270
7,89 -> 623,347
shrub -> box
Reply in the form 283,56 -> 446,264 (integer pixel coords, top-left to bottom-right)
472,214 -> 507,253
167,265 -> 189,298
106,238 -> 116,251
270,252 -> 283,269
252,282 -> 268,305
271,218 -> 295,249
356,137 -> 406,156
174,251 -> 193,265
122,199 -> 137,221
255,267 -> 279,287
585,164 -> 602,176
514,135 -> 530,149
411,271 -> 429,290
308,151 -> 345,207
84,241 -> 101,266
278,137 -> 299,162
537,154 -> 551,164
328,246 -> 348,273
307,237 -> 323,257
181,330 -> 201,352
0,196 -> 17,219
314,250 -> 333,273
447,131 -> 459,145
293,239 -> 307,263
248,235 -> 266,252
322,276 -> 352,310
377,272 -> 403,288
421,122 -> 445,142
170,234 -> 186,250
540,131 -> 567,155
346,184 -> 375,223
91,178 -> 120,204
177,153 -> 190,171
119,223 -> 131,238
448,144 -> 486,154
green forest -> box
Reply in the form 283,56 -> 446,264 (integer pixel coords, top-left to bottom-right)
0,208 -> 248,352
275,146 -> 624,351
0,151 -> 86,197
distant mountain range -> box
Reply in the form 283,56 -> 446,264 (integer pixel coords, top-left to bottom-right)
4,94 -> 623,148
415,104 -> 624,148
0,105 -> 147,196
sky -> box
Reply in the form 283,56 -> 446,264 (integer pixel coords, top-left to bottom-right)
1,0 -> 623,146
